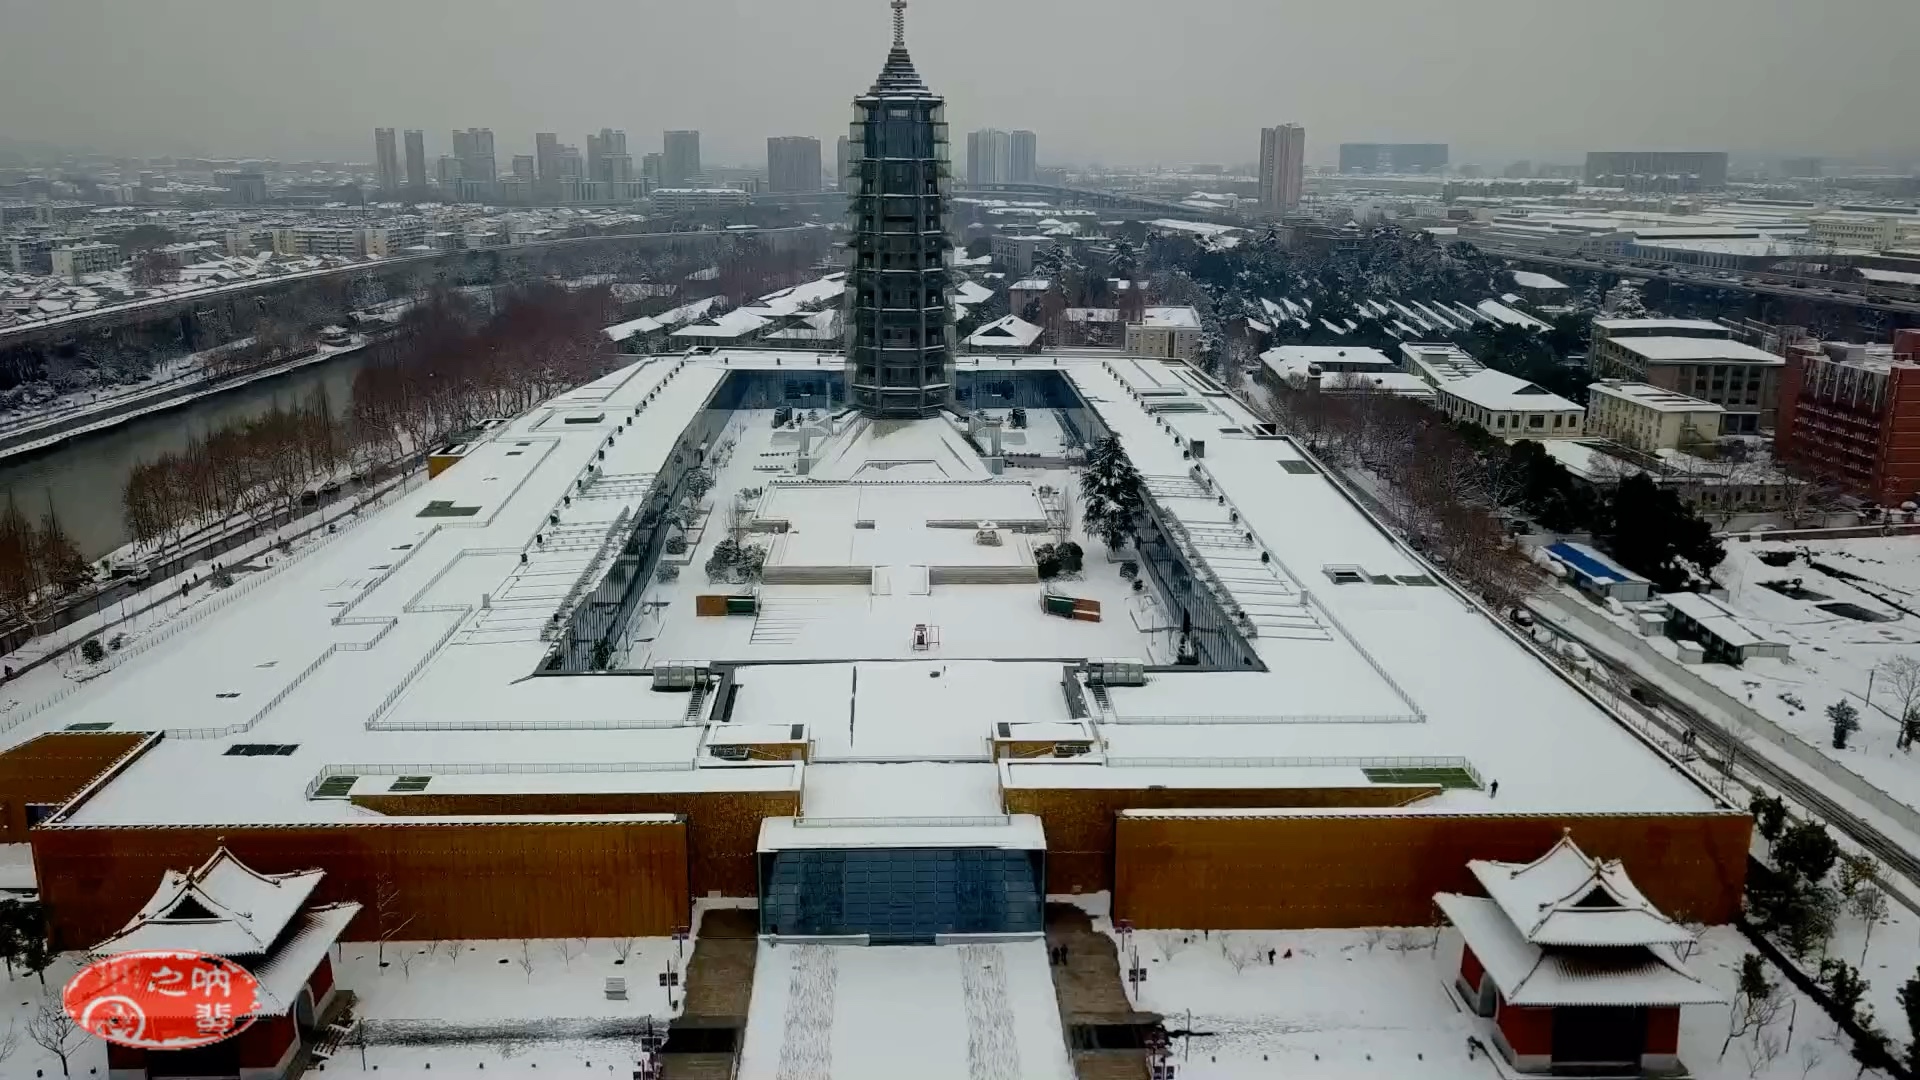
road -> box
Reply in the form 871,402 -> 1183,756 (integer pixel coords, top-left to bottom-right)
1478,243 -> 1920,317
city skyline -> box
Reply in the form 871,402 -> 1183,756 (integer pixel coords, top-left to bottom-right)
4,0 -> 1917,169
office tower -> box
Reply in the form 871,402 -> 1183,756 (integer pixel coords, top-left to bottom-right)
373,128 -> 401,193
512,155 -> 536,183
1010,130 -> 1037,184
836,136 -> 852,191
1258,123 -> 1306,210
965,129 -> 1011,186
451,128 -> 497,193
767,136 -> 823,194
535,133 -> 562,180
663,130 -> 701,185
402,130 -> 428,192
843,0 -> 953,418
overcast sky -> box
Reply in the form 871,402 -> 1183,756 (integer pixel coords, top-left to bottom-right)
4,0 -> 1917,170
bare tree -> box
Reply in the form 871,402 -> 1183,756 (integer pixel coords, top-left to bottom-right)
614,937 -> 637,964
518,940 -> 535,982
437,939 -> 461,964
1877,656 -> 1920,749
555,938 -> 578,968
0,1021 -> 18,1072
27,999 -> 80,1078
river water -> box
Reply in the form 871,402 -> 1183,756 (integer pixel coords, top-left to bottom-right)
0,351 -> 372,560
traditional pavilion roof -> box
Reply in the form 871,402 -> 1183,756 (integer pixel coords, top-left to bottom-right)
1470,832 -> 1693,947
1436,893 -> 1721,1008
863,0 -> 936,99
1436,834 -> 1719,1009
91,846 -> 327,958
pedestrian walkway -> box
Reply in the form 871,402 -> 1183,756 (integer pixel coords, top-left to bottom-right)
1044,904 -> 1161,1080
662,908 -> 757,1080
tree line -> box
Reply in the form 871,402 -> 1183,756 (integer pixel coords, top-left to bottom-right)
122,282 -> 621,547
1259,377 -> 1725,599
0,498 -> 90,623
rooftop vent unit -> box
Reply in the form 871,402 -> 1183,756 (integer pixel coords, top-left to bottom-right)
708,744 -> 750,762
1053,741 -> 1093,758
652,660 -> 712,692
1084,658 -> 1147,687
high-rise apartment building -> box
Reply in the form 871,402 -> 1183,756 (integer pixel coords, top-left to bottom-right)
402,130 -> 428,192
511,155 -> 536,184
535,133 -> 562,181
1010,130 -> 1038,184
451,128 -> 497,195
587,129 -> 633,184
663,131 -> 701,185
836,136 -> 853,191
767,136 -> 823,194
1258,123 -> 1306,210
966,129 -> 1011,186
844,1 -> 953,418
642,153 -> 665,184
373,128 -> 401,193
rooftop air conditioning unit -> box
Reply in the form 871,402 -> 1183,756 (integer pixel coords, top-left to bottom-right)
1084,658 -> 1147,687
708,744 -> 750,761
652,660 -> 712,692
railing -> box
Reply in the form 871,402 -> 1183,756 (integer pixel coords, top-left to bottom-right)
302,758 -> 696,801
1103,754 -> 1484,787
792,815 -> 1014,829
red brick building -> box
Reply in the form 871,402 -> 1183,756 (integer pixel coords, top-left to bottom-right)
1437,834 -> 1720,1075
1776,330 -> 1920,505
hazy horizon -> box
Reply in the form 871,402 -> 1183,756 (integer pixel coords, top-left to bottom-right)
3,0 -> 1918,171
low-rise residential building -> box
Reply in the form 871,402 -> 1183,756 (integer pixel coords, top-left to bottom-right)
1589,321 -> 1783,433
50,241 -> 119,281
1775,330 -> 1920,505
1124,306 -> 1203,360
1433,368 -> 1585,438
271,226 -> 366,258
990,234 -> 1051,275
1585,380 -> 1723,451
1808,212 -> 1920,253
964,313 -> 1043,352
363,216 -> 428,257
649,187 -> 750,213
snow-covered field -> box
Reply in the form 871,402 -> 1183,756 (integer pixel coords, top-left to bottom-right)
1668,538 -> 1920,816
1100,920 -> 1870,1080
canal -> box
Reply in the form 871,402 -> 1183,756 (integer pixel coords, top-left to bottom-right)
0,350 -> 373,561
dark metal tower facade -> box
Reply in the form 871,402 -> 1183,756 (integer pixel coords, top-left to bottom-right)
843,0 -> 954,418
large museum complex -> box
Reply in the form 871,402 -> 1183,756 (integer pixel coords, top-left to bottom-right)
0,7 -> 1748,1079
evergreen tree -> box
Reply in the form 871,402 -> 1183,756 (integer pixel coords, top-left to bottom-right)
1080,436 -> 1145,554
1775,820 -> 1841,885
1829,699 -> 1862,749
1600,473 -> 1724,591
1898,968 -> 1920,1074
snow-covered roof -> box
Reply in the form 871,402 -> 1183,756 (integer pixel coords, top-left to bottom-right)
1009,278 -> 1052,292
1469,833 -> 1691,947
1609,337 -> 1785,365
1475,299 -> 1552,332
1663,591 -> 1784,649
1260,346 -> 1396,371
1588,381 -> 1724,413
4,349 -> 1721,832
93,847 -> 326,958
1593,317 -> 1727,334
602,296 -> 721,342
1436,893 -> 1720,1007
952,280 -> 995,306
1436,369 -> 1582,413
966,314 -> 1043,348
1063,308 -> 1120,323
1511,270 -> 1569,291
1140,306 -> 1201,329
671,307 -> 771,340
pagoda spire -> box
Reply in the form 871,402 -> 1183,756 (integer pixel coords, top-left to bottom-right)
892,0 -> 907,48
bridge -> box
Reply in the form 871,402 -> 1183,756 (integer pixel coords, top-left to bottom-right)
752,183 -> 1246,225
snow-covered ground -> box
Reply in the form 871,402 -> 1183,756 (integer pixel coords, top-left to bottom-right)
1630,538 -> 1920,818
1099,919 -> 1872,1080
0,468 -> 424,750
341,935 -> 684,1034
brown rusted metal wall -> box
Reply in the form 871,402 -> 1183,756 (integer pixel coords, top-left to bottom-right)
0,732 -> 148,842
351,789 -> 798,898
33,818 -> 690,950
1113,811 -> 1751,929
1002,785 -> 1438,895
